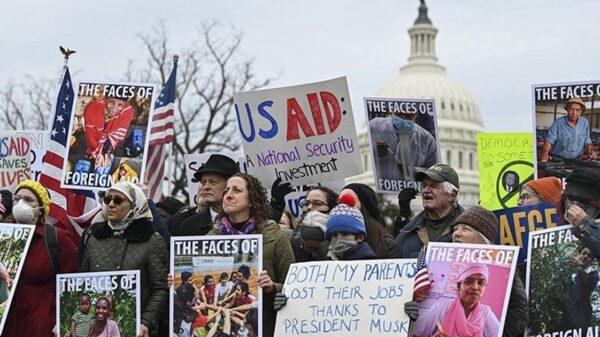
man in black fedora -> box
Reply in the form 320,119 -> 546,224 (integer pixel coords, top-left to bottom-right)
168,154 -> 239,236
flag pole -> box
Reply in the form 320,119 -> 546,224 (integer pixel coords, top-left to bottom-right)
166,54 -> 179,196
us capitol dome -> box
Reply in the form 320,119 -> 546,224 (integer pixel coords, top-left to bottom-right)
348,0 -> 483,209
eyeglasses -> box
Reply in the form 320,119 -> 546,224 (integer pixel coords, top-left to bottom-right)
103,195 -> 128,206
13,195 -> 37,204
301,200 -> 328,208
462,278 -> 487,287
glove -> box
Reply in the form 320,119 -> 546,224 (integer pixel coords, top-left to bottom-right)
270,178 -> 293,212
404,301 -> 419,321
398,187 -> 417,218
274,292 -> 288,311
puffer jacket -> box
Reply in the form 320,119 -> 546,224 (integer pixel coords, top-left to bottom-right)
209,219 -> 295,337
80,218 -> 169,335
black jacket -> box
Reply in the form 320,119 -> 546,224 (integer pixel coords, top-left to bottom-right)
168,206 -> 213,236
80,218 -> 168,335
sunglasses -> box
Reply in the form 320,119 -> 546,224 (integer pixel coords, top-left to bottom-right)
103,195 -> 128,206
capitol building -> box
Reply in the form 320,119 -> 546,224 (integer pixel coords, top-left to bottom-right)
348,0 -> 482,209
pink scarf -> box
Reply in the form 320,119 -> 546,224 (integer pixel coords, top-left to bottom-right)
441,296 -> 485,337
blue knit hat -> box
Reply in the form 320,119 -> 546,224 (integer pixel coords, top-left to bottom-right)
325,203 -> 366,241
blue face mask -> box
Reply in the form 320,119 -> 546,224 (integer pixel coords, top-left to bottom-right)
392,115 -> 415,131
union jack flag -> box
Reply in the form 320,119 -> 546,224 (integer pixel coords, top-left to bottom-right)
39,67 -> 101,244
146,59 -> 177,201
413,246 -> 432,297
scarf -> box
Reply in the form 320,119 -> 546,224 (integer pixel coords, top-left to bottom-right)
102,182 -> 153,231
441,296 -> 485,337
218,216 -> 256,235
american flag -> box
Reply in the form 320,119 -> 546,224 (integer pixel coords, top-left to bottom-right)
413,246 -> 432,297
145,59 -> 177,201
39,67 -> 101,244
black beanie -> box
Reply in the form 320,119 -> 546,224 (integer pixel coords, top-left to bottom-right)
0,190 -> 12,216
342,183 -> 382,221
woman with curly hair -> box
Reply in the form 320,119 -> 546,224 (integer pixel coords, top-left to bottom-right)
208,173 -> 294,337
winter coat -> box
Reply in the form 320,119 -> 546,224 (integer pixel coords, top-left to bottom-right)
209,220 -> 295,337
340,241 -> 377,260
2,223 -> 79,337
80,218 -> 168,335
573,215 -> 600,258
503,271 -> 529,337
168,206 -> 214,236
391,205 -> 464,258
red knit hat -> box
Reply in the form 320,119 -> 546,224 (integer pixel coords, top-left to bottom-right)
525,177 -> 562,205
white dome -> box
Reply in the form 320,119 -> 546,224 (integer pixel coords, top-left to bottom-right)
348,1 -> 482,209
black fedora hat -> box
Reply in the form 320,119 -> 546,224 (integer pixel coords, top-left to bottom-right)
192,154 -> 240,183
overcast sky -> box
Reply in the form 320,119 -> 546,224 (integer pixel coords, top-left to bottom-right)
2,0 -> 600,132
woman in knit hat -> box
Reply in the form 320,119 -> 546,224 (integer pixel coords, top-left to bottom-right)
325,196 -> 376,260
2,179 -> 79,337
451,206 -> 529,337
517,176 -> 562,206
339,183 -> 395,259
81,181 -> 168,337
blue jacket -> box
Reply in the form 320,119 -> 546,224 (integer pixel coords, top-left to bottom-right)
390,205 -> 464,258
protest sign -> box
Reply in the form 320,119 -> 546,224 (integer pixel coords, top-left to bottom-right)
171,235 -> 262,337
478,132 -> 534,210
526,225 -> 600,336
57,270 -> 141,337
62,81 -> 158,190
533,81 -> 600,182
364,97 -> 440,194
274,259 -> 417,336
0,132 -> 32,190
493,202 -> 558,264
415,242 -> 519,337
183,152 -> 246,206
0,223 -> 34,334
15,130 -> 47,182
234,77 -> 362,188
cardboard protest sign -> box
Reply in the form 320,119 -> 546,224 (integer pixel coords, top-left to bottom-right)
478,132 -> 534,210
62,81 -> 157,190
171,235 -> 262,337
364,97 -> 440,194
56,270 -> 141,337
0,132 -> 32,190
183,152 -> 246,207
493,202 -> 559,264
533,81 -> 600,182
234,77 -> 362,188
414,242 -> 519,337
274,259 -> 417,336
15,131 -> 47,182
526,225 -> 600,336
0,223 -> 34,334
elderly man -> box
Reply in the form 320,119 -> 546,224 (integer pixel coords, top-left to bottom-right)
391,163 -> 464,258
414,264 -> 500,337
168,154 -> 239,236
540,97 -> 597,161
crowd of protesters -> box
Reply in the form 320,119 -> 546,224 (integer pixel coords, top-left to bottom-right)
0,149 -> 599,337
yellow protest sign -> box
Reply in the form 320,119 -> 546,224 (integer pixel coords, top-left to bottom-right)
477,133 -> 534,211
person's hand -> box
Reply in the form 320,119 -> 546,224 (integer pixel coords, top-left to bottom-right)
376,141 -> 390,157
274,292 -> 288,311
138,324 -> 150,337
397,187 -> 417,218
413,289 -> 430,303
6,277 -> 12,288
589,152 -> 598,160
566,204 -> 587,227
270,178 -> 293,212
167,273 -> 173,288
52,324 -> 57,337
540,152 -> 550,162
404,301 -> 419,320
569,255 -> 580,266
258,270 -> 275,293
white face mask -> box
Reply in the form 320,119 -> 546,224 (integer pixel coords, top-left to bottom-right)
12,200 -> 41,224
